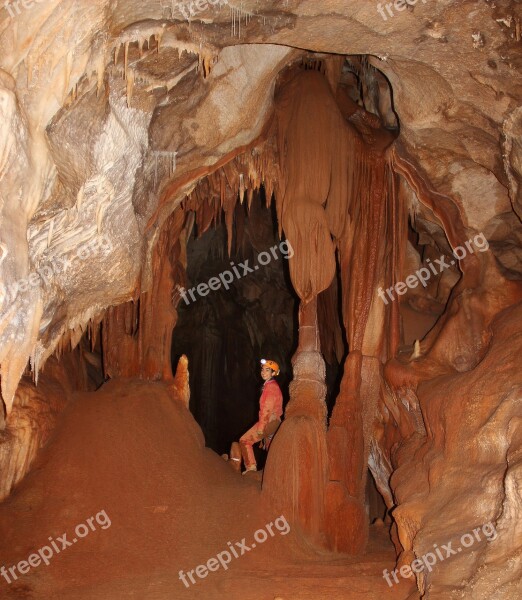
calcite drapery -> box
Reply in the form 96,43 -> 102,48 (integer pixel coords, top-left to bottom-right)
325,101 -> 404,553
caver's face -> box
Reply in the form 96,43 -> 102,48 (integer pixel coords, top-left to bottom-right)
261,365 -> 273,381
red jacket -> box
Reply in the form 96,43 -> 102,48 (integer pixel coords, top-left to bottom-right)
257,379 -> 283,431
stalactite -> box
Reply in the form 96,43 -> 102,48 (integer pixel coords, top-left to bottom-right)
87,316 -> 103,352
174,138 -> 283,266
223,186 -> 236,257
96,51 -> 105,97
274,71 -> 346,301
152,150 -> 178,189
64,50 -> 73,98
124,41 -> 130,81
239,173 -> 245,204
154,31 -> 163,54
126,68 -> 135,108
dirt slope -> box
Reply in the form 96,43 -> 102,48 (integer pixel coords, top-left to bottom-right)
0,379 -> 415,599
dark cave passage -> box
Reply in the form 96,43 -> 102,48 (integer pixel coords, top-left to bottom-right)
171,194 -> 296,455
171,192 -> 346,456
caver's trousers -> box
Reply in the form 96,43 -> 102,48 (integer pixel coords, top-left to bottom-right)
239,418 -> 281,469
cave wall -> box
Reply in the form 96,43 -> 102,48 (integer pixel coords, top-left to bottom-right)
389,301 -> 522,597
0,341 -> 99,502
101,207 -> 186,380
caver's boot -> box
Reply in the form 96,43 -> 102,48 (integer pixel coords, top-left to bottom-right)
242,464 -> 257,475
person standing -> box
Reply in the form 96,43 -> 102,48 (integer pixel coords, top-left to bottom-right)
239,359 -> 283,474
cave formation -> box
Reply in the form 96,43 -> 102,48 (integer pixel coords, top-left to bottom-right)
0,1 -> 521,599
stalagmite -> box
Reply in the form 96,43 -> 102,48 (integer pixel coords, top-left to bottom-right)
171,354 -> 190,409
264,298 -> 329,541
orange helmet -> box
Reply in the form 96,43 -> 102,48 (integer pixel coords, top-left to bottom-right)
260,358 -> 280,376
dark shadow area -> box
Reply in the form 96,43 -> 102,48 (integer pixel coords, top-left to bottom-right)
172,192 -> 298,454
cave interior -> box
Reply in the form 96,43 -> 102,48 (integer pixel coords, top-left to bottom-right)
0,1 -> 521,599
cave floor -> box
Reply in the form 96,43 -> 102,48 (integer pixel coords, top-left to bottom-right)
0,380 -> 416,599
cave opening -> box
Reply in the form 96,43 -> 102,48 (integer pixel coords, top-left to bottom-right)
170,191 -> 298,456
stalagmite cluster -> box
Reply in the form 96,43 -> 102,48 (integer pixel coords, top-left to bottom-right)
0,1 -> 521,598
